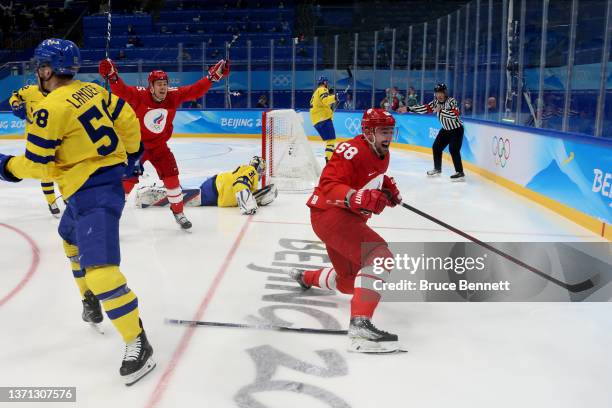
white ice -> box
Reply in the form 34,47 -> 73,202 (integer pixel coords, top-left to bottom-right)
0,138 -> 610,408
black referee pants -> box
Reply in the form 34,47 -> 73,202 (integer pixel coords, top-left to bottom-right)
432,126 -> 464,173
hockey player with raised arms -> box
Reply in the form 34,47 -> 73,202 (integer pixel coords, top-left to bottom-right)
289,108 -> 403,353
98,57 -> 230,229
0,39 -> 155,385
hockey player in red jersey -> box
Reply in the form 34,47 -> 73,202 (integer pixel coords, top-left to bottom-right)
289,108 -> 403,353
98,58 -> 230,229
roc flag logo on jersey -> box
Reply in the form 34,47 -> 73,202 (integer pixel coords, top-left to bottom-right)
144,108 -> 168,134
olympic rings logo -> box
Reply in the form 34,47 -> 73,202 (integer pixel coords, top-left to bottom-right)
345,118 -> 362,135
492,136 -> 511,167
271,75 -> 290,86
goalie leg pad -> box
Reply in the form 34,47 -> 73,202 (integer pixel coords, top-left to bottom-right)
236,189 -> 257,215
253,184 -> 278,206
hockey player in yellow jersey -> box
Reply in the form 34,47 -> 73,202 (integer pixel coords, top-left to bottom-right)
9,85 -> 61,216
0,39 -> 155,386
135,156 -> 278,214
309,76 -> 345,162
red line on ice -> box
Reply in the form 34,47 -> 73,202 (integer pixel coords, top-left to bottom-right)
145,216 -> 253,408
0,223 -> 40,308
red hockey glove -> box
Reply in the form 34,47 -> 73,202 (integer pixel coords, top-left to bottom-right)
207,59 -> 230,82
382,175 -> 402,206
347,189 -> 390,215
98,58 -> 119,83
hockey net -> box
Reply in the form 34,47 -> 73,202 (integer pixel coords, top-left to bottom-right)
262,109 -> 321,192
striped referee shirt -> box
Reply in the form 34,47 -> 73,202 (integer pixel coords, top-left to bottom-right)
409,97 -> 463,130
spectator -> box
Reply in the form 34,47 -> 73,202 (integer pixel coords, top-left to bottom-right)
342,92 -> 354,110
380,87 -> 404,112
186,100 -> 202,109
127,24 -> 136,35
126,35 -> 143,48
486,96 -> 497,112
406,86 -> 418,107
462,98 -> 473,116
117,49 -> 126,60
185,25 -> 192,33
279,1 -> 285,8
256,95 -> 268,108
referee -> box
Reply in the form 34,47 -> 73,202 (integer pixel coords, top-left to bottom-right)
399,83 -> 465,181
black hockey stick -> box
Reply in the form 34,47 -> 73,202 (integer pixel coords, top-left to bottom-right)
399,202 -> 595,293
225,33 -> 240,109
166,318 -> 348,335
333,68 -> 353,112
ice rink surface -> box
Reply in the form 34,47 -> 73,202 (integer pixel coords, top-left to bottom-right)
0,137 -> 610,408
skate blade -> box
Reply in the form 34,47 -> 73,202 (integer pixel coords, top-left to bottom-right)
89,323 -> 105,334
124,357 -> 156,386
451,178 -> 466,182
348,339 -> 404,354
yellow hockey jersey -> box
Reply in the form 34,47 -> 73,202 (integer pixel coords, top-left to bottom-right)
309,85 -> 337,125
7,80 -> 141,199
215,165 -> 259,207
9,85 -> 46,127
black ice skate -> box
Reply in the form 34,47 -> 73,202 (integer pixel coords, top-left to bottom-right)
48,202 -> 60,217
82,290 -> 104,334
120,330 -> 156,386
450,171 -> 465,182
426,169 -> 442,177
173,211 -> 192,230
348,316 -> 399,353
288,268 -> 311,290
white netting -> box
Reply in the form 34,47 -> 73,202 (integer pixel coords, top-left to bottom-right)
262,109 -> 321,192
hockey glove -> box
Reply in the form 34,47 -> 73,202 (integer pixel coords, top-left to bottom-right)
382,175 -> 402,206
124,143 -> 145,178
253,184 -> 278,206
347,188 -> 390,215
0,154 -> 21,183
10,102 -> 26,120
236,189 -> 258,215
207,59 -> 230,82
98,58 -> 119,83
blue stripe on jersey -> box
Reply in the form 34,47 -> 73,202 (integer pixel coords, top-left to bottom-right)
40,182 -> 54,187
106,297 -> 138,320
97,284 -> 130,301
25,149 -> 55,164
27,133 -> 60,150
233,176 -> 251,188
111,98 -> 125,121
43,190 -> 55,195
72,269 -> 85,278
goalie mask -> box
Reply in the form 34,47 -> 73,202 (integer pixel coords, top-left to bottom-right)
249,156 -> 266,178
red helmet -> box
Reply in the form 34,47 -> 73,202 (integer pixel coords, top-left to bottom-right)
361,108 -> 395,133
148,70 -> 168,86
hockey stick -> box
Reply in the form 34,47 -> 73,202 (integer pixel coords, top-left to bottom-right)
104,0 -> 112,92
225,33 -> 240,109
333,68 -> 353,112
399,202 -> 595,293
166,318 -> 348,335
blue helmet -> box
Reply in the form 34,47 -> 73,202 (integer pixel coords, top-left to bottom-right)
317,75 -> 328,85
33,39 -> 81,77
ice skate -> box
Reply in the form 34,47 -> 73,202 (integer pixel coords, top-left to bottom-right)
48,202 -> 60,217
173,211 -> 192,230
288,268 -> 311,290
82,290 -> 104,334
348,316 -> 400,353
120,330 -> 156,386
450,171 -> 465,182
426,169 -> 442,177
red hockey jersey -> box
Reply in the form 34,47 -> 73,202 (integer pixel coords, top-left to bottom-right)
307,135 -> 390,215
110,77 -> 213,148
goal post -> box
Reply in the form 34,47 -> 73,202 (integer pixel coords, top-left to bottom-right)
261,109 -> 322,192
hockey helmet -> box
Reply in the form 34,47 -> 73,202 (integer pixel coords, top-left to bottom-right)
361,108 -> 396,133
317,75 -> 329,85
33,38 -> 81,77
434,83 -> 448,93
249,156 -> 266,177
148,70 -> 169,86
